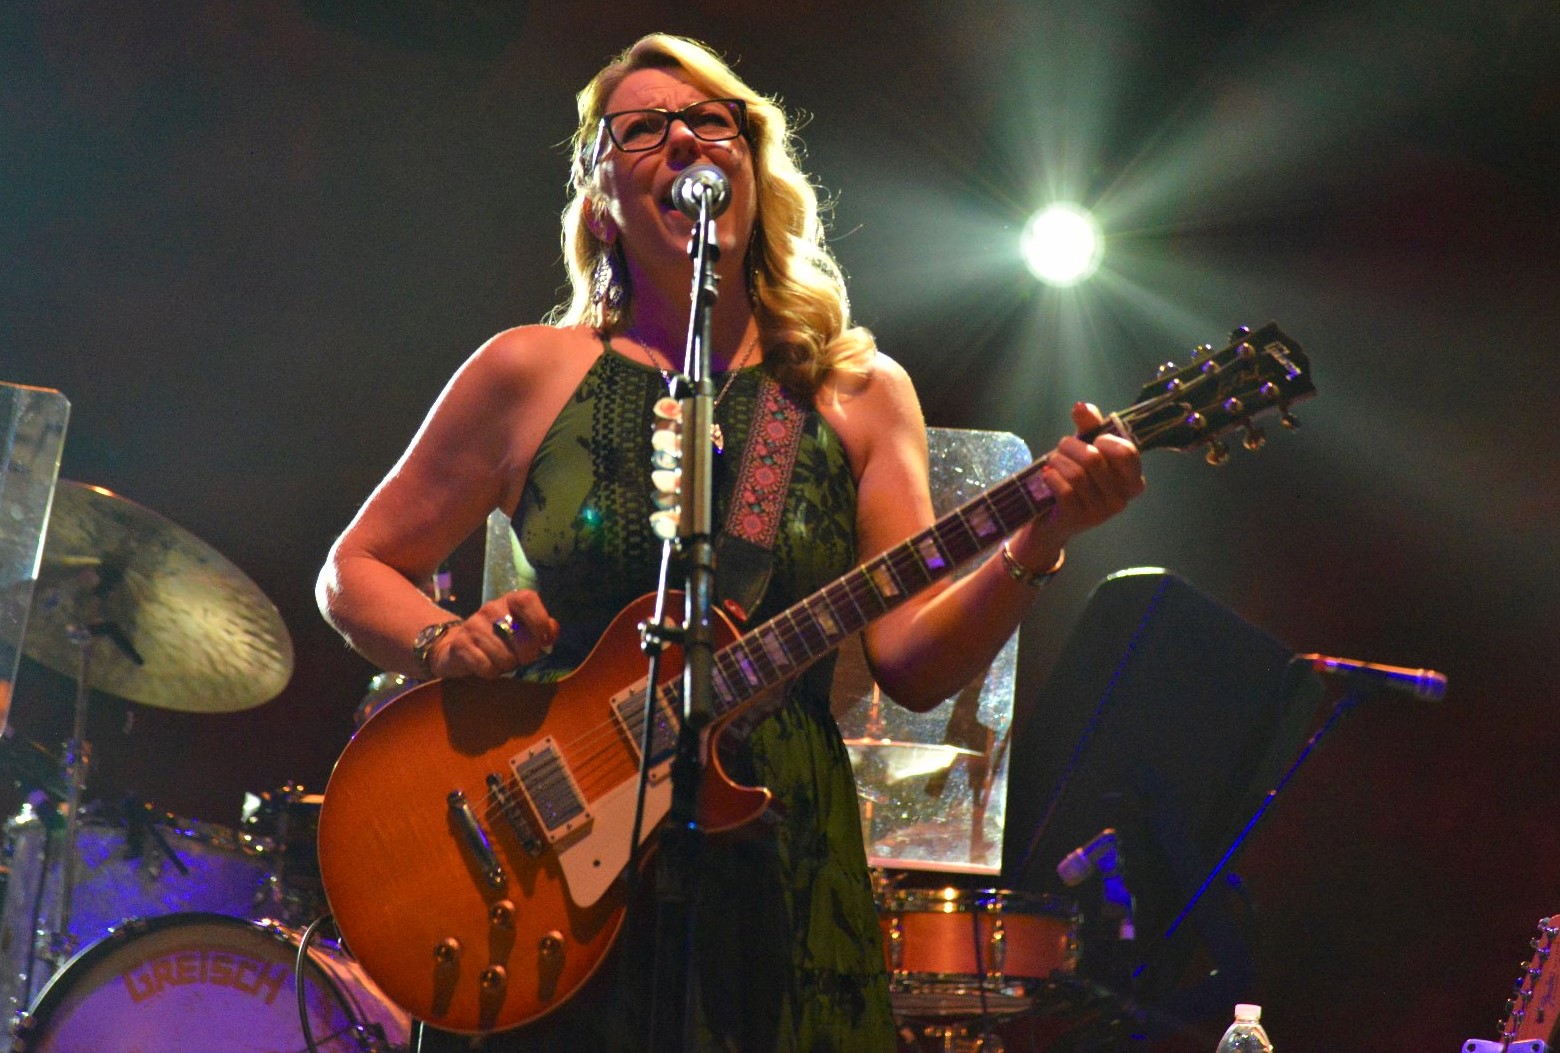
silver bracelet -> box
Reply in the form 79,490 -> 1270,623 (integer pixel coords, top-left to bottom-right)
1000,541 -> 1065,587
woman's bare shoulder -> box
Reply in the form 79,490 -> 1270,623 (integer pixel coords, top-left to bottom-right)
468,323 -> 598,377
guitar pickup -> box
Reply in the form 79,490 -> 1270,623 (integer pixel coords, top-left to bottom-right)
609,687 -> 678,776
510,736 -> 591,845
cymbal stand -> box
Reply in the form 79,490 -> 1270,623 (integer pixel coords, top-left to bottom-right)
45,622 -> 99,966
28,619 -> 133,985
860,685 -> 886,851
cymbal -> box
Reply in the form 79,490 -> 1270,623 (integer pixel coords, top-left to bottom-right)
0,730 -> 66,798
844,738 -> 978,784
23,481 -> 293,712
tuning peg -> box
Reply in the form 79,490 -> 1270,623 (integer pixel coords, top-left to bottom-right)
1229,324 -> 1250,342
1191,342 -> 1215,361
1280,409 -> 1300,430
1242,423 -> 1266,451
1155,361 -> 1178,379
1204,439 -> 1229,466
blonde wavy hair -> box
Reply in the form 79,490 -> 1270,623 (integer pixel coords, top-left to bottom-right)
549,33 -> 873,397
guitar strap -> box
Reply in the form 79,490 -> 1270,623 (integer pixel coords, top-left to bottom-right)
714,372 -> 807,626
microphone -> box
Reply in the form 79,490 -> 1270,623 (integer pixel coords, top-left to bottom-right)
1056,827 -> 1135,939
1298,653 -> 1448,701
1056,827 -> 1118,887
670,163 -> 731,219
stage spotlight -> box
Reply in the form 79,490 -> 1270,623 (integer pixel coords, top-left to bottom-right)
1021,203 -> 1103,287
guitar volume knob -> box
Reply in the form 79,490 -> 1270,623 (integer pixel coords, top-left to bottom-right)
434,937 -> 461,963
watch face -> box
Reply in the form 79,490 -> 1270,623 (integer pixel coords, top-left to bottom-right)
414,620 -> 459,654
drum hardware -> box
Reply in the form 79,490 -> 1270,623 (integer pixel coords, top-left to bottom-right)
354,672 -> 416,728
123,795 -> 191,877
0,734 -> 65,802
242,784 -> 328,929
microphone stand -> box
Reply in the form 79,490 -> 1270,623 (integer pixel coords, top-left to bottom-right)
647,185 -> 723,1053
1130,659 -> 1363,990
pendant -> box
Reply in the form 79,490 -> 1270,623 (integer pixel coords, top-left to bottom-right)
711,422 -> 725,455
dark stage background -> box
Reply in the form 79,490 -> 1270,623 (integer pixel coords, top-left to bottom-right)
4,1 -> 1558,1049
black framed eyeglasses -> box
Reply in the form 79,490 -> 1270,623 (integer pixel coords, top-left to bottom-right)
590,98 -> 747,167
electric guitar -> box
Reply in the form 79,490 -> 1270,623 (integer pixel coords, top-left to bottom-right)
316,322 -> 1316,1034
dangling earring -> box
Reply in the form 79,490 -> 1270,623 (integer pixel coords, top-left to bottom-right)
590,253 -> 623,310
743,223 -> 764,309
590,248 -> 626,331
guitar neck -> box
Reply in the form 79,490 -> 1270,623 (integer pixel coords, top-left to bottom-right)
657,321 -> 1314,734
692,452 -> 1064,727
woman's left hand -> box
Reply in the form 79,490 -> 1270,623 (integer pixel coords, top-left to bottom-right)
1012,401 -> 1146,562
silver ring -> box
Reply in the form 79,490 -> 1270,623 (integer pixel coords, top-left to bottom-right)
493,615 -> 516,639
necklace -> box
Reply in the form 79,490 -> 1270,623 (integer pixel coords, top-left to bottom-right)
642,334 -> 759,454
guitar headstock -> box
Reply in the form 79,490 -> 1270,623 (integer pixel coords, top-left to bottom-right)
1501,914 -> 1559,1045
1114,322 -> 1315,464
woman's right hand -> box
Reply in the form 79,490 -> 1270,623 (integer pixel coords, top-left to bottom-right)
423,589 -> 560,679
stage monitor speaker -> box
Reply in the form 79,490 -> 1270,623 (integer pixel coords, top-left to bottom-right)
1000,567 -> 1322,1020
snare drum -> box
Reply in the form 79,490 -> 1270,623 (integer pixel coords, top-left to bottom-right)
0,805 -> 270,1019
12,912 -> 410,1051
876,887 -> 1079,1019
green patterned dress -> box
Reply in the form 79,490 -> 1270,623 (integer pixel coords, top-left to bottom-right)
482,339 -> 896,1052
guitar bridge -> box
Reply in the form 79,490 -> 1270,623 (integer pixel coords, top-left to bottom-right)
488,773 -> 544,856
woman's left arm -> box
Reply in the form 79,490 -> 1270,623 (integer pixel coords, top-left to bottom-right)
829,354 -> 1145,712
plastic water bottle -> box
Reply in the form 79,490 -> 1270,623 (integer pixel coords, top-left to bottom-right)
1215,1004 -> 1274,1053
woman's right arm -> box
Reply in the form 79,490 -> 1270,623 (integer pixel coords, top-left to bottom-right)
315,326 -> 569,679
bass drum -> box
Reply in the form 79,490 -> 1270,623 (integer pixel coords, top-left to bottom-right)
13,912 -> 410,1052
1,806 -> 272,1021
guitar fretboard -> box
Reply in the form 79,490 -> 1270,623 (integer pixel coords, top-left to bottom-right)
684,456 -> 1059,729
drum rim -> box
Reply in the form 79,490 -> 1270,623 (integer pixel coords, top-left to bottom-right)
879,887 -> 1079,915
4,808 -> 274,858
13,911 -> 348,1038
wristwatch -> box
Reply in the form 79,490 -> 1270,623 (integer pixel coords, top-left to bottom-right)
412,619 -> 463,677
